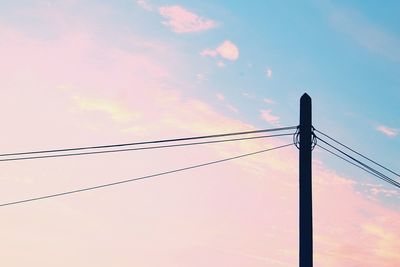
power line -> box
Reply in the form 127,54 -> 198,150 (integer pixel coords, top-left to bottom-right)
315,129 -> 400,178
0,133 -> 294,162
317,137 -> 400,188
0,126 -> 297,158
316,144 -> 400,188
316,138 -> 400,189
0,143 -> 294,208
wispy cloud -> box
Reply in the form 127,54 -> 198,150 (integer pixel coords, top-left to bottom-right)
136,2 -> 216,34
216,60 -> 226,68
361,223 -> 400,261
242,92 -> 255,99
2,3 -> 400,267
216,93 -> 225,101
201,40 -> 239,61
260,109 -> 280,126
263,98 -> 275,104
376,125 -> 398,137
196,73 -> 207,82
73,96 -> 140,123
136,0 -> 153,11
370,187 -> 400,198
215,93 -> 239,113
200,49 -> 218,57
158,5 -> 216,33
266,68 -> 272,78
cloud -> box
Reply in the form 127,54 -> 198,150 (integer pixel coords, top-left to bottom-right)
136,0 -> 153,11
158,5 -> 216,33
226,104 -> 239,113
215,93 -> 239,113
216,61 -> 225,68
266,68 -> 272,78
242,92 -> 255,99
2,11 -> 400,267
73,96 -> 140,123
195,73 -> 207,82
260,109 -> 280,126
216,40 -> 239,61
361,223 -> 400,262
215,93 -> 225,101
376,125 -> 398,137
136,2 -> 215,34
263,98 -> 275,104
200,49 -> 218,57
370,187 -> 399,197
201,40 -> 239,61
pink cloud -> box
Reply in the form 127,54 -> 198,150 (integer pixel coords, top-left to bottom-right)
201,40 -> 239,61
158,5 -> 216,33
260,109 -> 280,126
216,40 -> 239,61
310,157 -> 400,267
1,15 -> 400,267
376,125 -> 398,137
216,93 -> 225,101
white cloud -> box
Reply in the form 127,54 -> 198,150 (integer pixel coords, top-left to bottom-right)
242,92 -> 255,99
266,68 -> 272,78
196,73 -> 207,82
159,5 -> 216,33
263,98 -> 275,104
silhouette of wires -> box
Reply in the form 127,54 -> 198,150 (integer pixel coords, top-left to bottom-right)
315,134 -> 400,189
0,126 -> 297,158
0,132 -> 295,162
293,126 -> 317,150
315,129 -> 400,178
0,143 -> 294,208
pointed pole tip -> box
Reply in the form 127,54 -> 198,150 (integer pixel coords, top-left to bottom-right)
301,93 -> 311,101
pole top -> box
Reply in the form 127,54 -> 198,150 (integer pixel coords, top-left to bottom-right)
301,93 -> 311,101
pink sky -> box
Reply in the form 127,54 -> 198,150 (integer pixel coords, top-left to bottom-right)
0,2 -> 399,266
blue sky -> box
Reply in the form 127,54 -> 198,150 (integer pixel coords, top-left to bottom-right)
129,0 -> 400,176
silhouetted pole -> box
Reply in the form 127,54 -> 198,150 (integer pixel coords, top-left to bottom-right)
299,93 -> 313,267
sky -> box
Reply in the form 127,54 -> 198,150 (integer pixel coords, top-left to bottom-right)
0,0 -> 399,266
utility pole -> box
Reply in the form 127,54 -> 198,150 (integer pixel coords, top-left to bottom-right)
299,93 -> 313,267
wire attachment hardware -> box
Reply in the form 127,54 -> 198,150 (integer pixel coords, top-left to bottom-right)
294,126 -> 317,150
